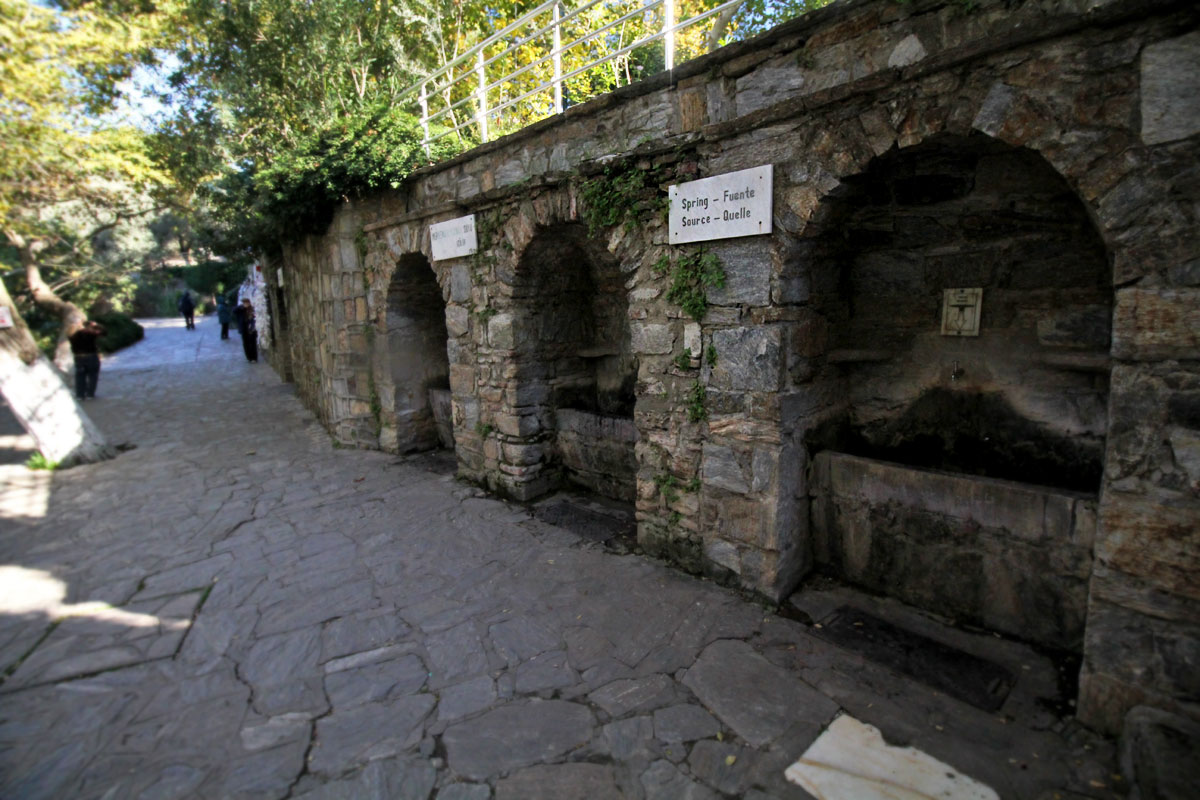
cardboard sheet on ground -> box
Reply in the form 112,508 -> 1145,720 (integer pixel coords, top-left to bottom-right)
785,714 -> 998,800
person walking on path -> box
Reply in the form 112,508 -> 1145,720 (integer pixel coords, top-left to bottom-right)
216,297 -> 232,340
178,291 -> 196,330
235,297 -> 257,362
67,319 -> 105,399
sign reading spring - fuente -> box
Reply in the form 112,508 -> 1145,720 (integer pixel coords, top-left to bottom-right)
430,214 -> 478,261
669,165 -> 772,244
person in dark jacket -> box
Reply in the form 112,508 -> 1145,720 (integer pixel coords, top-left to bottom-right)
235,298 -> 257,362
68,319 -> 105,399
216,297 -> 232,339
178,291 -> 196,330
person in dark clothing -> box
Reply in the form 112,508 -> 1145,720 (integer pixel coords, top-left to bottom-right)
235,298 -> 257,362
178,291 -> 196,330
68,319 -> 105,400
216,297 -> 232,339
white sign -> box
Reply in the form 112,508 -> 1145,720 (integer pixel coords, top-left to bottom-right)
0,306 -> 12,329
669,165 -> 773,244
941,288 -> 983,337
430,214 -> 478,261
276,268 -> 284,287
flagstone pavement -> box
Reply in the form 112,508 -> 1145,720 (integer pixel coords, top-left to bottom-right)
0,314 -> 1124,799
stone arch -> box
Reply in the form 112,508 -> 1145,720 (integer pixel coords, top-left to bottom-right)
504,222 -> 639,501
793,131 -> 1112,650
378,251 -> 453,453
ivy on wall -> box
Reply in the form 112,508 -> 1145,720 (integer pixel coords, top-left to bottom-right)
653,250 -> 726,321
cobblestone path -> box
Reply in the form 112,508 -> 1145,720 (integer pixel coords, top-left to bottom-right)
0,315 -> 1122,799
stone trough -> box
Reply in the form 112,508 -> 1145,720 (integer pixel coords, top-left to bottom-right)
810,451 -> 1096,650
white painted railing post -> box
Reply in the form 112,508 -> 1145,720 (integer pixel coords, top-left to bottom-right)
476,49 -> 489,143
419,82 -> 430,155
553,2 -> 564,114
665,0 -> 675,71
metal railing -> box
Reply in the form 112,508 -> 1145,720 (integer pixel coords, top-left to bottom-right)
402,0 -> 748,151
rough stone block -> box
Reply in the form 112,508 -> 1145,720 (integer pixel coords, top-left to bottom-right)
442,701 -> 595,781
710,327 -> 781,392
445,305 -> 470,337
1095,495 -> 1200,602
494,412 -> 542,438
704,538 -> 741,574
1141,31 -> 1200,146
683,323 -> 701,356
488,312 -> 516,350
1113,289 -> 1200,361
1120,705 -> 1200,800
735,61 -> 808,117
887,34 -> 927,68
448,367 -> 475,398
631,323 -> 675,355
449,265 -> 472,303
701,444 -> 750,494
682,640 -> 838,747
707,240 -> 771,307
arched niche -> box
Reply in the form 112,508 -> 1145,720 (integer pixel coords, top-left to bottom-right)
511,223 -> 637,501
801,133 -> 1112,650
384,252 -> 452,452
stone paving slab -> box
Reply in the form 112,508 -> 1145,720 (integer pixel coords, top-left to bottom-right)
0,318 -> 1126,799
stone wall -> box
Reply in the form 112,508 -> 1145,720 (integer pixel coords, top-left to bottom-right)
265,0 -> 1200,734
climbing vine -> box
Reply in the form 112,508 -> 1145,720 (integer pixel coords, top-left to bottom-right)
685,379 -> 708,423
354,228 -> 370,265
580,162 -> 668,236
654,249 -> 726,321
673,348 -> 695,371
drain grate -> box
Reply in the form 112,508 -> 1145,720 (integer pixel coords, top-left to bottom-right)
812,606 -> 1015,712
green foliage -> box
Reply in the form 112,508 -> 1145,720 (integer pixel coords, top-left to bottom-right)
580,164 -> 665,236
25,453 -> 60,471
655,470 -> 700,510
662,250 -> 725,321
705,343 -> 718,367
714,0 -> 835,48
654,473 -> 681,504
474,421 -> 494,438
685,380 -> 708,423
176,259 -> 246,296
673,348 -> 695,371
92,311 -> 144,354
651,253 -> 672,278
232,103 -> 458,248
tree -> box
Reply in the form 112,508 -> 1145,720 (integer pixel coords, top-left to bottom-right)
0,0 -> 165,463
1,0 -> 166,360
156,0 -> 468,255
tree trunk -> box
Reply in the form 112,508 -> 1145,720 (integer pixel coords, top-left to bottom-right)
18,240 -> 86,370
0,278 -> 114,467
706,2 -> 746,52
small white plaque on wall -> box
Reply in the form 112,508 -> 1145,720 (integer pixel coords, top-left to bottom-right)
941,288 -> 983,336
276,268 -> 284,286
430,214 -> 478,261
0,306 -> 12,328
669,165 -> 773,245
